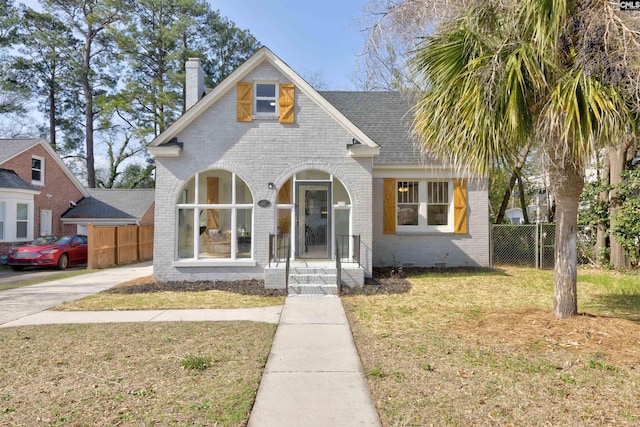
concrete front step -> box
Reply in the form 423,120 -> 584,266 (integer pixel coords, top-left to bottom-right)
288,284 -> 339,296
289,273 -> 337,285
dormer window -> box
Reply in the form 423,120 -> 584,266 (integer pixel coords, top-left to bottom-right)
255,82 -> 277,115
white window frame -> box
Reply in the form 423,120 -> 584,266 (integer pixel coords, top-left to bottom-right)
175,170 -> 255,266
396,180 -> 454,233
32,155 -> 45,186
253,80 -> 278,119
16,202 -> 29,239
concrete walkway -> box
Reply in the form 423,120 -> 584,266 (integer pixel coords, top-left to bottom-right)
248,296 -> 382,427
0,306 -> 283,328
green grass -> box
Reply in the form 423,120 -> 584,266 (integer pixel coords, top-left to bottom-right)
343,266 -> 640,426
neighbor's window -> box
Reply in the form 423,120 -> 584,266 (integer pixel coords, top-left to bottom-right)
177,170 -> 253,261
32,156 -> 44,185
16,203 -> 28,239
396,180 -> 453,231
255,82 -> 277,115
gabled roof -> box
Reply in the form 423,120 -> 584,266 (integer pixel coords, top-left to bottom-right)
148,47 -> 380,156
0,138 -> 89,197
319,91 -> 440,165
63,188 -> 155,220
0,168 -> 39,192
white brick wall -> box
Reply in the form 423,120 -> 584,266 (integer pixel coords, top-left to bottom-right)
154,62 -> 373,282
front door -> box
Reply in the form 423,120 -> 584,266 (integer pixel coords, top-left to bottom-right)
296,182 -> 331,259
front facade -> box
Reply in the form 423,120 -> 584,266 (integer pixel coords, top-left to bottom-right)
149,48 -> 489,288
0,139 -> 88,255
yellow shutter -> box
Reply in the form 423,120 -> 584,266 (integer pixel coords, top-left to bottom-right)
453,178 -> 468,234
278,83 -> 295,123
383,178 -> 396,234
237,82 -> 252,122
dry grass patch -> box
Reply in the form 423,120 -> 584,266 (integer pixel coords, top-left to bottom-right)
0,321 -> 275,426
56,276 -> 286,311
343,267 -> 640,426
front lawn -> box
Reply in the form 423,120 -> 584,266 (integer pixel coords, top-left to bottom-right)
343,266 -> 640,426
0,322 -> 275,426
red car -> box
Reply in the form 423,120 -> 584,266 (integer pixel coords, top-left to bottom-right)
8,235 -> 88,271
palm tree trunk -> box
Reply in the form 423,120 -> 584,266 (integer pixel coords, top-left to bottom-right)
551,162 -> 584,319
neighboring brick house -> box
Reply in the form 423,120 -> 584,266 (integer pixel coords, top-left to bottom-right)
62,188 -> 155,234
147,47 -> 489,291
0,138 -> 88,255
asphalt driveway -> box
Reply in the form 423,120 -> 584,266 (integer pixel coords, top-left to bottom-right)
0,261 -> 153,325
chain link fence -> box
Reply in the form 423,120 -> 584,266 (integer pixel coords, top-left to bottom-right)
491,224 -> 595,269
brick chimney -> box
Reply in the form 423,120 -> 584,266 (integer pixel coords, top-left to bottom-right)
185,58 -> 205,110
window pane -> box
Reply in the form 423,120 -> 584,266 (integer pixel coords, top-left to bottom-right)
277,208 -> 291,234
32,158 -> 42,181
427,205 -> 448,225
333,179 -> 351,205
180,177 -> 196,204
199,170 -> 232,204
278,179 -> 293,204
256,100 -> 276,113
236,209 -> 252,259
235,178 -> 253,204
17,204 -> 27,220
428,182 -> 448,204
398,181 -> 418,204
398,205 -> 419,225
256,83 -> 275,97
178,208 -> 194,258
200,209 -> 231,258
17,222 -> 27,238
335,209 -> 350,260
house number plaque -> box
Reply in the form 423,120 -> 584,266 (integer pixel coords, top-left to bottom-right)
257,199 -> 271,208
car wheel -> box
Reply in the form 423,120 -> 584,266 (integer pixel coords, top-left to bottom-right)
56,254 -> 69,270
9,265 -> 24,271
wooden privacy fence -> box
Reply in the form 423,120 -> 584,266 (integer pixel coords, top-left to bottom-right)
87,224 -> 154,269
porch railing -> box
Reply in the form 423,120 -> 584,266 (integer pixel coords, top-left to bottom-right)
335,239 -> 342,295
336,234 -> 361,266
268,233 -> 290,267
285,243 -> 291,294
269,233 -> 291,293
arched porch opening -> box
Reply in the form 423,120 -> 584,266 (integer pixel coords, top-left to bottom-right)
275,169 -> 353,260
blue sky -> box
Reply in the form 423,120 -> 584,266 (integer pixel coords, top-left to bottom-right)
21,0 -> 371,89
211,0 -> 370,89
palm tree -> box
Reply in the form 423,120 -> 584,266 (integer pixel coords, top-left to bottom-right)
410,0 -> 639,318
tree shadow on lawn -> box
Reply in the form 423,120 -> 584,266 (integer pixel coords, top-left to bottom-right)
589,292 -> 640,322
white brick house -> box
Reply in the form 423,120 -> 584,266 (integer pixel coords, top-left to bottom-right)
148,47 -> 489,290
